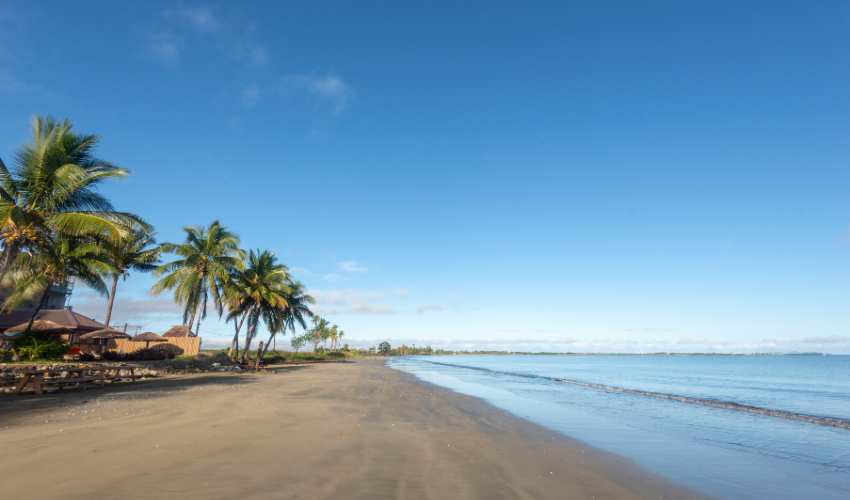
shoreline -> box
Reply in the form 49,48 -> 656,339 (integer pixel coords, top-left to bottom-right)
0,359 -> 702,499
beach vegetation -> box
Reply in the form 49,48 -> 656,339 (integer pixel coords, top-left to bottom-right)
152,221 -> 244,337
0,117 -> 144,286
100,226 -> 161,327
0,117 -> 331,365
14,334 -> 69,361
3,235 -> 111,328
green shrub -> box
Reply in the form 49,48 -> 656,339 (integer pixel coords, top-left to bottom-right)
14,335 -> 68,361
326,351 -> 346,359
262,353 -> 286,364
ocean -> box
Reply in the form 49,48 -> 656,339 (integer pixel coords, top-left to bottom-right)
389,354 -> 850,499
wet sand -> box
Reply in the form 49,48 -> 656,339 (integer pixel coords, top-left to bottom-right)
0,359 -> 701,499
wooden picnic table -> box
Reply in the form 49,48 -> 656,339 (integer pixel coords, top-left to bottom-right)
11,364 -> 141,395
14,369 -> 48,395
97,364 -> 139,382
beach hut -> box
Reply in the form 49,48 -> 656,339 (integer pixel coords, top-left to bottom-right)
133,332 -> 167,349
4,319 -> 69,336
0,309 -> 105,343
79,328 -> 131,354
162,325 -> 192,338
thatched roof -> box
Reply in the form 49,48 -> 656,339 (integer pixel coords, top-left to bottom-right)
79,328 -> 131,340
5,319 -> 68,335
162,325 -> 192,338
0,309 -> 104,335
134,332 -> 166,342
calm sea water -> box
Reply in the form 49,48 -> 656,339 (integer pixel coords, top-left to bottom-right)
389,354 -> 850,499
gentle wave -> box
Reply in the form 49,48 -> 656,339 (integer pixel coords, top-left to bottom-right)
421,360 -> 850,430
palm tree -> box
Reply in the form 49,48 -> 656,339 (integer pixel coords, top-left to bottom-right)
310,316 -> 329,351
259,279 -> 314,359
226,250 -> 290,364
2,236 -> 110,332
152,221 -> 243,336
328,324 -> 339,350
0,117 -> 142,286
101,228 -> 161,327
223,265 -> 251,360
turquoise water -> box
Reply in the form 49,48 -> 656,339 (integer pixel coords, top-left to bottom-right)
389,355 -> 850,499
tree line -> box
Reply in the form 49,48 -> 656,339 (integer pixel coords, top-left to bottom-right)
0,116 -> 337,363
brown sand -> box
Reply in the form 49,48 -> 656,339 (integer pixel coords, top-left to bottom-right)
0,359 -> 702,499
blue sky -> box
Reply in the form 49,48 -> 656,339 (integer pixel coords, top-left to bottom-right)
2,1 -> 850,352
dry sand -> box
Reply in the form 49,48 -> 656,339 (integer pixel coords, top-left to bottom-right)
0,359 -> 702,499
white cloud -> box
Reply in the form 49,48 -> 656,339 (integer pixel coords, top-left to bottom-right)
168,6 -> 220,33
240,83 -> 261,108
0,70 -> 33,93
339,260 -> 368,273
71,295 -> 182,326
231,43 -> 269,67
800,335 -> 849,344
284,74 -> 353,113
147,32 -> 181,63
310,289 -> 402,316
416,304 -> 445,314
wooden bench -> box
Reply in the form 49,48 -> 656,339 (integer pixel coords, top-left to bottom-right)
11,365 -> 140,395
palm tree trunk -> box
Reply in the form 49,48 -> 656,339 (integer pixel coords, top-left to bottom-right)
195,282 -> 207,337
228,313 -> 247,360
260,332 -> 277,360
253,341 -> 264,371
186,304 -> 197,337
242,325 -> 256,364
104,274 -> 119,328
23,287 -> 51,334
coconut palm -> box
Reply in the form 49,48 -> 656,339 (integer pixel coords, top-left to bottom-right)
101,228 -> 161,327
310,316 -> 329,351
0,117 -> 142,286
328,324 -> 339,350
259,279 -> 314,359
2,236 -> 110,332
226,249 -> 290,363
223,266 -> 251,360
152,221 -> 243,336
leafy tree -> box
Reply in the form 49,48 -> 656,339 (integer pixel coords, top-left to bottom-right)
3,236 -> 110,332
100,227 -> 160,327
223,265 -> 250,360
309,316 -> 329,351
328,324 -> 339,350
224,249 -> 289,363
152,221 -> 243,336
259,279 -> 314,359
290,333 -> 308,353
0,117 -> 143,286
378,341 -> 391,355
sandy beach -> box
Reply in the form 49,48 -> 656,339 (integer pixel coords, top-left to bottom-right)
0,359 -> 699,500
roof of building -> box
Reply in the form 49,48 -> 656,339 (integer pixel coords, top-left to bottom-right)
162,325 -> 192,338
134,332 -> 167,342
79,328 -> 131,340
0,308 -> 104,333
